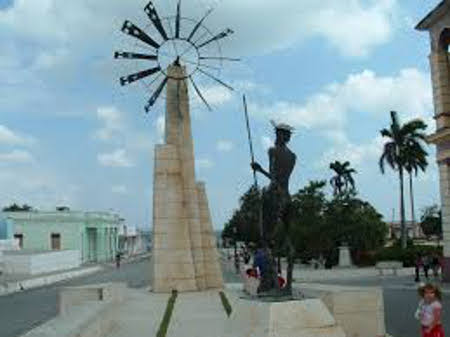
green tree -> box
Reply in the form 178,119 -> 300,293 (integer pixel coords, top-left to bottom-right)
329,161 -> 357,196
379,111 -> 427,249
290,180 -> 329,259
324,196 -> 387,264
2,203 -> 33,212
404,140 -> 428,229
222,186 -> 261,244
420,205 -> 442,242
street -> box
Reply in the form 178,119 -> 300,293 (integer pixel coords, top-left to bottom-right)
315,276 -> 450,337
0,259 -> 448,337
0,258 -> 150,337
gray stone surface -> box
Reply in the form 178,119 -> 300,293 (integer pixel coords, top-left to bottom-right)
151,64 -> 223,292
337,246 -> 352,268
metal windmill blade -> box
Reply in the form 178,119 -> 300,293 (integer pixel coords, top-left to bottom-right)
114,1 -> 240,113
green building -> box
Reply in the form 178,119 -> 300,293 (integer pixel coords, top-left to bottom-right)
5,210 -> 122,263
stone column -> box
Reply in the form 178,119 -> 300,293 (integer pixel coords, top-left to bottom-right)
439,161 -> 450,280
151,64 -> 223,292
151,65 -> 198,292
429,49 -> 450,281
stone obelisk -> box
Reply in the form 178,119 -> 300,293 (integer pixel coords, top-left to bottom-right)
151,64 -> 223,292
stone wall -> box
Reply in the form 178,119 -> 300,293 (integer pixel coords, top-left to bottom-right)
2,250 -> 81,275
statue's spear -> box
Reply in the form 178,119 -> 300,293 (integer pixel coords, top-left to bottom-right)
243,94 -> 258,188
242,94 -> 264,243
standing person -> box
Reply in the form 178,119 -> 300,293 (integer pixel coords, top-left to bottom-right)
416,254 -> 424,282
432,254 -> 440,279
253,245 -> 267,280
424,255 -> 431,280
415,283 -> 444,337
115,251 -> 121,269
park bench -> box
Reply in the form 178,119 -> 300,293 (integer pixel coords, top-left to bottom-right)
375,261 -> 403,276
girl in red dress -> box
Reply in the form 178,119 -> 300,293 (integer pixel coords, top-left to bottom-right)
415,283 -> 444,337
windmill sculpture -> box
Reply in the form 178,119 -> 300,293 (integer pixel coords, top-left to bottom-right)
115,1 -> 238,292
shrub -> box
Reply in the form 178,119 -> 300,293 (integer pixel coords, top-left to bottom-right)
375,245 -> 442,267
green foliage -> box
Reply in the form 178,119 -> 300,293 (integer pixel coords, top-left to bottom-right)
323,195 -> 387,265
290,180 -> 330,259
157,290 -> 178,337
329,161 -> 357,196
222,185 -> 261,244
219,291 -> 232,317
375,245 -> 442,267
2,203 -> 33,212
420,205 -> 442,239
379,111 -> 428,249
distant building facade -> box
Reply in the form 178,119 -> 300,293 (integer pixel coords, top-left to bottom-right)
4,210 -> 122,263
387,221 -> 424,240
118,225 -> 148,257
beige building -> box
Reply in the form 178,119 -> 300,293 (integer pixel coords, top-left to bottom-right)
417,0 -> 450,281
387,221 -> 424,240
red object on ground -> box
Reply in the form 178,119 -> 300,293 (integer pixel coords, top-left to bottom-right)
278,276 -> 285,288
422,325 -> 445,337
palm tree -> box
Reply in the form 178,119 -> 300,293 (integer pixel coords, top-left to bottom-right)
329,161 -> 357,196
404,140 -> 428,230
379,111 -> 427,249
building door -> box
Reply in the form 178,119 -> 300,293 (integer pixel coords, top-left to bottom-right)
14,234 -> 23,249
51,233 -> 61,250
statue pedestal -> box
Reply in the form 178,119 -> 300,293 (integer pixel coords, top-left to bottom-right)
227,297 -> 346,337
338,246 -> 353,268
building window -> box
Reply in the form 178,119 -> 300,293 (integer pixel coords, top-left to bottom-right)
51,233 -> 61,250
14,234 -> 23,249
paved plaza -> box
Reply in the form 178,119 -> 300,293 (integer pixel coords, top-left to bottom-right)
0,256 -> 448,337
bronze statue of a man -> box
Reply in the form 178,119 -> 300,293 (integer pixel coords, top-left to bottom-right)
251,121 -> 296,293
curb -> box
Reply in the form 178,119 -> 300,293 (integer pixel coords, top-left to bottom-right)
0,266 -> 103,296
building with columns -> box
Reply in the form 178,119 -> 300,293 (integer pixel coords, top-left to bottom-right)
417,0 -> 450,281
4,209 -> 121,263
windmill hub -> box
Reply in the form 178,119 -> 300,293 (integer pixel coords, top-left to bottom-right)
158,39 -> 199,79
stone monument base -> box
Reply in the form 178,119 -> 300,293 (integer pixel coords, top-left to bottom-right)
228,297 -> 346,337
337,246 -> 354,268
21,283 -> 388,337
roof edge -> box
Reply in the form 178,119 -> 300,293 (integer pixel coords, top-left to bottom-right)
416,1 -> 447,31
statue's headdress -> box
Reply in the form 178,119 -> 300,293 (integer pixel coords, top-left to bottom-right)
270,120 -> 294,133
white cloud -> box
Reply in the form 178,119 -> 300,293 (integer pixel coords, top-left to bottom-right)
253,68 -> 432,133
198,85 -> 233,106
0,150 -> 34,164
196,158 -> 214,170
307,0 -> 395,57
0,125 -> 34,145
199,0 -> 396,57
95,106 -> 124,141
94,105 -> 156,157
111,185 -> 128,194
317,135 -> 384,169
216,140 -> 233,152
98,149 -> 134,167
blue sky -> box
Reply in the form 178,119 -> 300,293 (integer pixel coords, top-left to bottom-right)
0,0 -> 443,229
